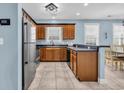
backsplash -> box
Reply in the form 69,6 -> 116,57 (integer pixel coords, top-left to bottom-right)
36,40 -> 79,46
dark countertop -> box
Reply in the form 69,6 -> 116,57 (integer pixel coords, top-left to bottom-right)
36,45 -> 68,49
41,46 -> 67,48
68,47 -> 97,52
36,44 -> 108,52
36,45 -> 97,52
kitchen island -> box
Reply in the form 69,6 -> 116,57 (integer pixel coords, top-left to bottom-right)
68,46 -> 98,81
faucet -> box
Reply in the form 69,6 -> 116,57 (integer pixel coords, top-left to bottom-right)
50,40 -> 54,46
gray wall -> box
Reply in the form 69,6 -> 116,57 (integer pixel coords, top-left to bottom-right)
0,3 -> 19,90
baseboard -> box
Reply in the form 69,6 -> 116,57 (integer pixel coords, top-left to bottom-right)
98,78 -> 107,84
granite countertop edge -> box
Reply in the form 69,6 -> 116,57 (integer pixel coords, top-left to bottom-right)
68,47 -> 97,52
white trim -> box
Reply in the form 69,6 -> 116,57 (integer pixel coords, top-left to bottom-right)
18,4 -> 22,90
84,23 -> 100,45
112,23 -> 124,45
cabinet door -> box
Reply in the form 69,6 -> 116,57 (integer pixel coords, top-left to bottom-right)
77,52 -> 98,81
63,24 -> 75,40
69,25 -> 75,39
36,25 -> 45,40
70,50 -> 73,70
40,48 -> 46,61
73,54 -> 77,76
63,48 -> 67,61
45,48 -> 54,61
60,48 -> 67,61
63,25 -> 69,39
54,48 -> 61,61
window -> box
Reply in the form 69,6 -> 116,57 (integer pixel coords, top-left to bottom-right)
113,24 -> 124,45
46,27 -> 63,41
84,23 -> 99,45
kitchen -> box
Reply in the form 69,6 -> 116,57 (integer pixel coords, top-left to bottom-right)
0,3 -> 124,90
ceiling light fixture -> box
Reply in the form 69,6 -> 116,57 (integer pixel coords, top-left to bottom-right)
84,3 -> 88,6
107,15 -> 112,18
45,3 -> 59,16
76,12 -> 80,16
52,16 -> 55,19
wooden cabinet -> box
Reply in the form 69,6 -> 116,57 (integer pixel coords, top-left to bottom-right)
70,49 -> 98,81
60,48 -> 67,61
40,47 -> 67,62
40,48 -> 46,61
36,24 -> 75,40
63,24 -> 75,40
73,54 -> 77,75
70,50 -> 77,76
54,48 -> 61,61
70,50 -> 73,70
77,51 -> 98,81
36,25 -> 45,40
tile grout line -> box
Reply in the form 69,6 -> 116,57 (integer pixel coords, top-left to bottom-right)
37,63 -> 44,90
55,63 -> 57,90
29,62 -> 124,90
63,62 -> 75,89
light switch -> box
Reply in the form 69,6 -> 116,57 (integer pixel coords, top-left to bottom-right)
0,38 -> 4,45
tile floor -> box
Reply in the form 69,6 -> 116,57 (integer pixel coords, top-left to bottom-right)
28,62 -> 124,90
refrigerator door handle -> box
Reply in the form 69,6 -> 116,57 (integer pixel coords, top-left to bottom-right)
24,22 -> 27,25
25,61 -> 28,64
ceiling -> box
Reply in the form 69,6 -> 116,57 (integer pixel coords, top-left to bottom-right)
22,3 -> 124,20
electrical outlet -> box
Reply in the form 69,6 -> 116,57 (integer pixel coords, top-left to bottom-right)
0,38 -> 4,45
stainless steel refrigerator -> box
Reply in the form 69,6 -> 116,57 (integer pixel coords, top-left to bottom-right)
22,17 -> 36,89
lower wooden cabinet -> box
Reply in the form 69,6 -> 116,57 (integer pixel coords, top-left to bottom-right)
73,54 -> 77,76
70,52 -> 73,70
70,50 -> 77,76
70,49 -> 98,81
77,51 -> 98,81
40,47 -> 67,62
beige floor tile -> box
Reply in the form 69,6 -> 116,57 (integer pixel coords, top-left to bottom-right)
29,62 -> 124,90
56,77 -> 74,89
38,78 -> 56,89
41,71 -> 56,79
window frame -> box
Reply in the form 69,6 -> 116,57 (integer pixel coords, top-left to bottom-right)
45,27 -> 63,42
112,23 -> 124,45
84,23 -> 100,45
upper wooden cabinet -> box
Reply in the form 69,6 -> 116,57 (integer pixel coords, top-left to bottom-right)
36,25 -> 45,40
63,24 -> 75,40
36,24 -> 75,40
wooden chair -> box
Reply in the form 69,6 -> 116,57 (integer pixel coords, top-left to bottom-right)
110,45 -> 124,71
105,48 -> 111,64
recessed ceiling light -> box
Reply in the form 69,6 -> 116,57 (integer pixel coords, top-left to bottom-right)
84,3 -> 88,6
107,15 -> 112,18
76,12 -> 80,16
52,16 -> 55,19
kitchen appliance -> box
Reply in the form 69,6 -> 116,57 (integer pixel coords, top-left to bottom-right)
22,17 -> 36,89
